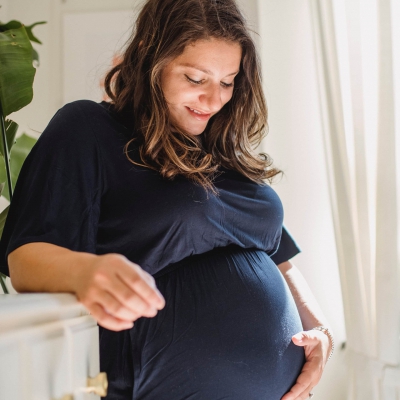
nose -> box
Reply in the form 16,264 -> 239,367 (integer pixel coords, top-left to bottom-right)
200,84 -> 223,113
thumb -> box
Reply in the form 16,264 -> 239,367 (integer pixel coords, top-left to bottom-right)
292,331 -> 314,346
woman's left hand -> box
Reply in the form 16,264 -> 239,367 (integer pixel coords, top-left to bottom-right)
281,329 -> 331,400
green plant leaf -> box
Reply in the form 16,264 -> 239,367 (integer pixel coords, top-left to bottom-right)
32,46 -> 39,65
24,21 -> 47,44
0,182 -> 4,196
0,204 -> 9,240
0,271 -> 9,294
0,26 -> 36,117
0,119 -> 18,157
0,21 -> 48,44
0,20 -> 23,32
0,133 -> 37,201
0,20 -> 44,64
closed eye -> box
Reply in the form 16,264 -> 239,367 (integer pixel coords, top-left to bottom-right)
221,81 -> 234,88
185,75 -> 203,85
185,75 -> 234,88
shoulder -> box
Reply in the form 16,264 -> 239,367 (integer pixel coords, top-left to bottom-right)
8,101 -> 106,202
59,99 -> 138,140
26,100 -> 113,167
58,99 -> 106,113
49,99 -> 109,127
36,100 -> 140,166
35,100 -> 99,150
40,99 -> 132,144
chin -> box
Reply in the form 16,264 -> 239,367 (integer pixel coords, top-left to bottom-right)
185,123 -> 208,136
173,117 -> 207,136
187,130 -> 204,136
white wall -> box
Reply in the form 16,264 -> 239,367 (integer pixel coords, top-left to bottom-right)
258,0 -> 347,398
3,0 -> 54,139
0,2 -> 8,20
236,0 -> 259,48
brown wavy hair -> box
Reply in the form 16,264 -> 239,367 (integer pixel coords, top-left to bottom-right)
104,0 -> 282,192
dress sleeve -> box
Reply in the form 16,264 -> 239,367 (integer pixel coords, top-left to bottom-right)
270,225 -> 301,265
0,101 -> 104,276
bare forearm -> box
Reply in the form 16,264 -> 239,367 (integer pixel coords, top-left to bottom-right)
8,242 -> 97,293
278,260 -> 330,331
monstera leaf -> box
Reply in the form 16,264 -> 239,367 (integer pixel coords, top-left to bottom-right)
0,133 -> 37,201
0,119 -> 18,160
0,24 -> 36,116
0,20 -> 46,44
0,20 -> 45,67
0,20 -> 47,115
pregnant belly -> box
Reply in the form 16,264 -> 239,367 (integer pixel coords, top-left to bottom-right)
103,245 -> 305,400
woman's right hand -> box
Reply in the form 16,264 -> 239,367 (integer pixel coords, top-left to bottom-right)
73,253 -> 165,331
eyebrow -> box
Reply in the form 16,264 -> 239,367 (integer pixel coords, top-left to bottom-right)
179,62 -> 239,77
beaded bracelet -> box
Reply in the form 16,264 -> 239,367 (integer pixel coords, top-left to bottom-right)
312,326 -> 335,361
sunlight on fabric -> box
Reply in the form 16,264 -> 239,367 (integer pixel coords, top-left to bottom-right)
310,0 -> 400,397
332,0 -> 381,307
331,0 -> 355,201
392,0 -> 400,267
359,0 -> 378,254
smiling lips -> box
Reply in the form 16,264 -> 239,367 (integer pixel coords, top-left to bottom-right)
186,106 -> 212,121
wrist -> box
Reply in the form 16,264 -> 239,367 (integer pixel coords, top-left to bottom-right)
312,325 -> 335,360
68,251 -> 99,295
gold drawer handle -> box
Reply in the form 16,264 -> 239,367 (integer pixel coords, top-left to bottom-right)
53,395 -> 73,400
86,372 -> 108,397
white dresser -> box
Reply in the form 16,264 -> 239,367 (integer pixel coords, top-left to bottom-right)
0,293 -> 107,400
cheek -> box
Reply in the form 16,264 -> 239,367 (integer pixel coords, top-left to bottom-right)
161,71 -> 179,103
222,90 -> 234,106
171,91 -> 194,106
163,79 -> 194,106
163,83 -> 178,104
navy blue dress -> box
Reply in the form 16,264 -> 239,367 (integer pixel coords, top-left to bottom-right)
0,100 -> 305,399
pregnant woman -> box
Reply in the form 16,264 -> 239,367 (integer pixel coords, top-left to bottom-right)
0,0 -> 334,399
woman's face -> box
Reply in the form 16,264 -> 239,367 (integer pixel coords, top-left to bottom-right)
160,38 -> 242,136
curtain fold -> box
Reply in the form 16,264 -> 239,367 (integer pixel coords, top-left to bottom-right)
309,0 -> 400,398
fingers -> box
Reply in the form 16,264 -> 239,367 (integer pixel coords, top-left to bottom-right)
115,258 -> 166,310
89,302 -> 134,331
282,382 -> 314,400
294,384 -> 314,400
292,330 -> 331,365
298,385 -> 314,400
96,290 -> 142,321
281,378 -> 310,400
292,331 -> 318,346
296,384 -> 314,400
280,359 -> 320,400
104,274 -> 159,318
76,254 -> 166,331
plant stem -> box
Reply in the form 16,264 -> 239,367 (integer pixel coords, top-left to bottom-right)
0,100 -> 12,294
0,99 -> 13,202
0,272 -> 9,294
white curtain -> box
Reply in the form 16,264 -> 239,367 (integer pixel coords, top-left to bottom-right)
309,0 -> 400,398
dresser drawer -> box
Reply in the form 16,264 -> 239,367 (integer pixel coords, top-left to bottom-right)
0,294 -> 105,400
